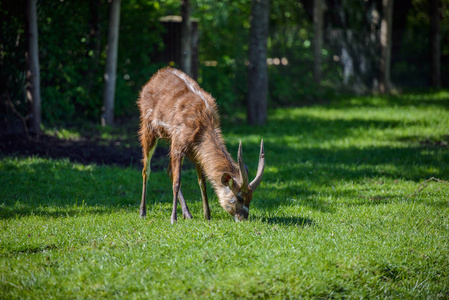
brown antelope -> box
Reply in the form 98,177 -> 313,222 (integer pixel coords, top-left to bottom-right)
138,67 -> 265,223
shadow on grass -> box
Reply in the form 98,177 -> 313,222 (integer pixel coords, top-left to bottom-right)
259,216 -> 314,227
0,157 -> 144,220
0,205 -> 115,220
263,142 -> 448,182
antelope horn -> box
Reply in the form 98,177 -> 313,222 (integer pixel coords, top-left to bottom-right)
238,141 -> 249,190
249,139 -> 265,190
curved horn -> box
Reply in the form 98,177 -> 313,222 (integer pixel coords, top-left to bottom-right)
249,139 -> 265,190
238,141 -> 249,190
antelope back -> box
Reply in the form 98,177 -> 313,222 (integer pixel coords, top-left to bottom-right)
138,67 -> 219,144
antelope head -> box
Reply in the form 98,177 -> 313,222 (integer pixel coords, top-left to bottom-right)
220,140 -> 265,221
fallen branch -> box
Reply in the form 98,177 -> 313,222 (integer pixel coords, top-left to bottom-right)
408,177 -> 449,198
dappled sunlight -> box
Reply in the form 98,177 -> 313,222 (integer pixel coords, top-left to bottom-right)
7,91 -> 446,222
43,127 -> 82,140
332,92 -> 449,109
2,0 -> 449,292
2,93 -> 448,218
1,93 -> 449,299
252,97 -> 448,214
245,96 -> 449,197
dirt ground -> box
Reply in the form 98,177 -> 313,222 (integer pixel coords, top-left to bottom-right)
0,133 -> 170,171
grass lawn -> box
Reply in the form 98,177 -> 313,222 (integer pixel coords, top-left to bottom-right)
1,92 -> 449,298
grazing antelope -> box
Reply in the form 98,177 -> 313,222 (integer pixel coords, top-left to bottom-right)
138,67 -> 265,223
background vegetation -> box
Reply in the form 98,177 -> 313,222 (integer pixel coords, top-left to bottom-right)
1,0 -> 448,127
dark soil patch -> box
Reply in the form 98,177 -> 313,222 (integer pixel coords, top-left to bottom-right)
419,136 -> 449,147
398,135 -> 449,148
0,134 -> 170,171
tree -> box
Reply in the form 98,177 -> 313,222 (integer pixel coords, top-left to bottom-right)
430,0 -> 441,88
102,0 -> 121,126
25,0 -> 41,134
313,0 -> 324,84
180,0 -> 192,77
379,0 -> 394,94
247,0 -> 270,126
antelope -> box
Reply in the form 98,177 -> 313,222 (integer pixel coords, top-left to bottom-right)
137,67 -> 265,223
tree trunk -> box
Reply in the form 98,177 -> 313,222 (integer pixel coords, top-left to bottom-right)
25,0 -> 41,134
430,0 -> 441,88
313,0 -> 324,84
379,0 -> 393,94
102,0 -> 121,126
247,0 -> 270,126
180,0 -> 192,77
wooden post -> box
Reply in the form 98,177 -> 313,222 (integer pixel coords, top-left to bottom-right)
25,0 -> 41,134
102,0 -> 121,126
379,0 -> 393,94
248,0 -> 270,125
180,0 -> 192,77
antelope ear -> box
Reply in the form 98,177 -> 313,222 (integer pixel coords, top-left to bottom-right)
221,173 -> 234,188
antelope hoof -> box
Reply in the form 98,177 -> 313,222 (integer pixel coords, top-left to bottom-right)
171,214 -> 177,224
183,211 -> 193,219
140,207 -> 146,218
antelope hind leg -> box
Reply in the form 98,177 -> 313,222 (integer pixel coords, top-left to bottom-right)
168,161 -> 193,219
170,154 -> 184,224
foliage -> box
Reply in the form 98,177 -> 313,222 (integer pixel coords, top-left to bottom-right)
1,0 -> 179,125
193,0 -> 342,112
0,0 -> 27,118
193,0 -> 251,115
393,0 -> 449,88
37,1 -> 102,122
1,92 -> 449,298
1,0 -> 448,127
199,58 -> 246,117
115,0 -> 178,118
36,0 -> 182,123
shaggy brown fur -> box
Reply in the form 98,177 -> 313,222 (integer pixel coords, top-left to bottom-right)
137,67 -> 264,223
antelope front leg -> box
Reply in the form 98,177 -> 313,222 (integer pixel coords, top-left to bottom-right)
140,170 -> 148,218
196,164 -> 210,220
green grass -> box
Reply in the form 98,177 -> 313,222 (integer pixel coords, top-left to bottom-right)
1,91 -> 449,298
